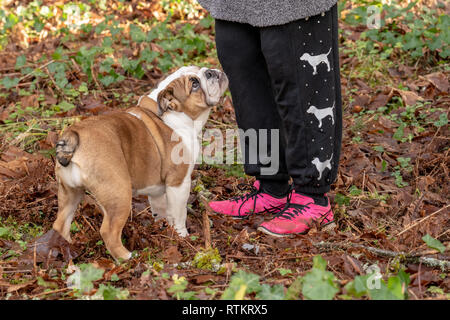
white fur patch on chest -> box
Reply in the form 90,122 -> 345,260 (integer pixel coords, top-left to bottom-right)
162,109 -> 210,165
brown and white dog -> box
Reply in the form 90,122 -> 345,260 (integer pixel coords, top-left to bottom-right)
53,66 -> 228,260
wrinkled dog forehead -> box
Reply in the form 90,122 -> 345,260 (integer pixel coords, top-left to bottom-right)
146,66 -> 227,107
147,66 -> 201,101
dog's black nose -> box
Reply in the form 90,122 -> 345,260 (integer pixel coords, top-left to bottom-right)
205,69 -> 219,80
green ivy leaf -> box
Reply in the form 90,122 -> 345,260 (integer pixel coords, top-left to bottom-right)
279,268 -> 292,276
57,101 -> 76,112
349,185 -> 362,196
67,263 -> 104,294
393,123 -> 406,141
422,234 -> 446,253
52,47 -> 67,61
433,113 -> 448,127
347,270 -> 410,300
345,275 -> 370,298
335,193 -> 350,206
199,16 -> 214,28
15,55 -> 27,69
129,24 -> 146,43
0,226 -> 11,238
221,270 -> 261,300
95,284 -> 129,300
140,48 -> 159,64
99,75 -> 115,87
285,276 -> 302,300
255,284 -> 285,300
301,256 -> 339,300
373,145 -> 385,152
369,281 -> 402,300
1,77 -> 20,89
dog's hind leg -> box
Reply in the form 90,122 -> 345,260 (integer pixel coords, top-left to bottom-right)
85,167 -> 133,260
95,187 -> 132,261
53,182 -> 83,242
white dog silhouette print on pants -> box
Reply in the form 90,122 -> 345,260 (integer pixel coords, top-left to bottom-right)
312,153 -> 333,180
300,48 -> 332,75
307,101 -> 335,128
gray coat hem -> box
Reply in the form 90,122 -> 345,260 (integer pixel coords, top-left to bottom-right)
198,0 -> 339,27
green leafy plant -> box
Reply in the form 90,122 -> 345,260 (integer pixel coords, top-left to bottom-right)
167,274 -> 197,300
67,263 -> 104,295
422,234 -> 446,253
335,193 -> 350,206
94,284 -> 129,300
221,270 -> 262,300
343,1 -> 449,60
345,269 -> 410,300
301,255 -> 339,300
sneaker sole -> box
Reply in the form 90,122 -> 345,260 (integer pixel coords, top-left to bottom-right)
212,209 -> 283,220
210,210 -> 256,220
257,218 -> 336,238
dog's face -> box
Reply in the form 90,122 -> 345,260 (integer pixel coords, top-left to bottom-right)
306,106 -> 314,113
300,53 -> 310,61
156,66 -> 228,119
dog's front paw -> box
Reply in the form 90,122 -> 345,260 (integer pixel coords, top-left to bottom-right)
176,227 -> 189,237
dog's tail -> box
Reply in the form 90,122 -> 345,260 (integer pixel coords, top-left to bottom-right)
55,130 -> 79,167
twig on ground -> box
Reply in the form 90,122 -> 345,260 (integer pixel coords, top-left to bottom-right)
313,241 -> 450,271
226,255 -> 264,260
45,66 -> 67,98
17,60 -> 55,82
193,177 -> 213,250
29,287 -> 70,298
199,195 -> 212,250
90,62 -> 108,99
396,204 -> 450,236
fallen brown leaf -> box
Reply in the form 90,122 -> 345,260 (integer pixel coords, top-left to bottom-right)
422,72 -> 449,93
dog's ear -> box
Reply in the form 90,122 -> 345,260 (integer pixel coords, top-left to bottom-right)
138,96 -> 159,114
157,86 -> 180,116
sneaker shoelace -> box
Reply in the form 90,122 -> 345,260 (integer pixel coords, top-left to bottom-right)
273,191 -> 313,220
231,183 -> 287,217
274,203 -> 311,220
231,183 -> 260,203
230,183 -> 261,217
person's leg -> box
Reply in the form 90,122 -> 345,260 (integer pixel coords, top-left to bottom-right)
208,20 -> 292,218
215,19 -> 290,196
258,5 -> 342,236
259,5 -> 342,196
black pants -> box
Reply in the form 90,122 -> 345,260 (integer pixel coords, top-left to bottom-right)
215,4 -> 342,194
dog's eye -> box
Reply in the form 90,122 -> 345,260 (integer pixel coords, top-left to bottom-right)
190,78 -> 200,91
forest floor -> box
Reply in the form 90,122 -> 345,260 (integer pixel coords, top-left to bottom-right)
0,0 -> 448,300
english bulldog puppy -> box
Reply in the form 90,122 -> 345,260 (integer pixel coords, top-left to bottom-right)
53,66 -> 228,260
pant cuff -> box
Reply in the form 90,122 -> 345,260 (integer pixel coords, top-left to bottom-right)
256,173 -> 290,182
294,184 -> 331,195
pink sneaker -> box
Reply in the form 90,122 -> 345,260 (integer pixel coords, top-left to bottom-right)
258,192 -> 334,237
208,181 -> 288,219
